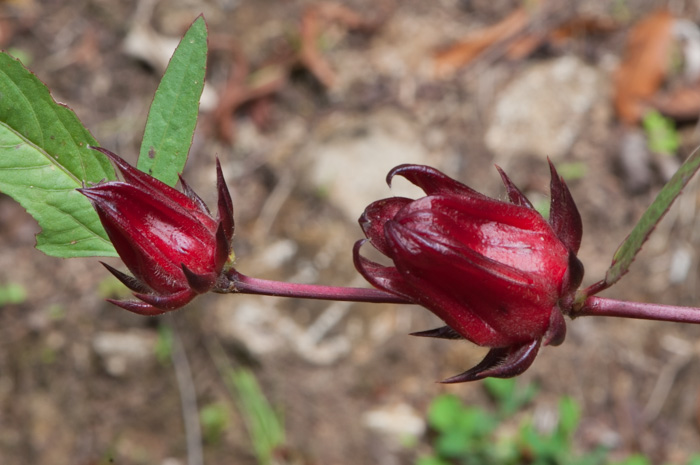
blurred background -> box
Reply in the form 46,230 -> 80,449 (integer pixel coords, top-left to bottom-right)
3,0 -> 700,463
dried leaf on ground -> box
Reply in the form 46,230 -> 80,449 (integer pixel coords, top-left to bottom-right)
614,10 -> 675,125
299,1 -> 389,88
210,37 -> 291,144
652,84 -> 700,121
211,2 -> 389,143
434,7 -> 530,77
435,6 -> 616,75
547,15 -> 618,46
506,15 -> 617,60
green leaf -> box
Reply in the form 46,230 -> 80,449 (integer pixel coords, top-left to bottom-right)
483,377 -> 516,402
229,367 -> 285,465
138,15 -> 207,186
435,430 -> 473,457
484,378 -> 538,417
455,408 -> 497,438
642,110 -> 680,154
605,146 -> 700,286
555,396 -> 580,440
0,283 -> 27,305
427,394 -> 463,431
199,403 -> 229,444
0,53 -> 117,257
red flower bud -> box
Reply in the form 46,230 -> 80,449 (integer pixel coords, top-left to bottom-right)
353,162 -> 584,382
79,147 -> 234,316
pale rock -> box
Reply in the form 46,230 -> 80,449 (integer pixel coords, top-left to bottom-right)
363,403 -> 426,438
305,108 -> 432,220
214,295 -> 354,365
255,239 -> 299,270
92,330 -> 156,377
485,56 -> 601,162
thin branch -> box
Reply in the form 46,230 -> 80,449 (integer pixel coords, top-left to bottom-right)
573,296 -> 700,324
222,270 -> 411,304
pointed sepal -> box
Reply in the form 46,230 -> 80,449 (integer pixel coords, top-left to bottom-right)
440,339 -> 541,383
410,326 -> 464,340
216,158 -> 235,242
133,288 -> 197,311
181,264 -> 217,294
543,309 -> 566,346
100,261 -> 151,293
548,159 -> 583,254
106,298 -> 169,316
496,165 -> 534,209
179,174 -> 211,215
387,164 -> 487,198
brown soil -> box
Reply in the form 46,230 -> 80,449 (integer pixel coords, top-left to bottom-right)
2,1 -> 700,464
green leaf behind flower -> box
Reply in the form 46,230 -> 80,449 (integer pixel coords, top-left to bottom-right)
138,15 -> 208,186
0,53 -> 117,258
605,146 -> 700,286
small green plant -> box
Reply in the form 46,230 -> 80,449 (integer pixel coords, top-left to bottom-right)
482,376 -> 537,417
199,402 -> 229,445
642,110 -> 680,155
0,282 -> 26,306
418,379 -> 606,465
206,336 -> 287,465
228,367 -> 285,465
419,380 -> 700,465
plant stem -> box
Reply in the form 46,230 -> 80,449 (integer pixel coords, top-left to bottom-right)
223,271 -> 410,304
580,279 -> 610,298
574,296 -> 700,324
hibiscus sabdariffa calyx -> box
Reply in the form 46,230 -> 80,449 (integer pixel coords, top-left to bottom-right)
79,147 -> 235,315
353,162 -> 584,382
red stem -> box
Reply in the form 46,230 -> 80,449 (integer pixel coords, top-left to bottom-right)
581,279 -> 610,298
226,271 -> 410,304
575,296 -> 700,324
225,272 -> 700,325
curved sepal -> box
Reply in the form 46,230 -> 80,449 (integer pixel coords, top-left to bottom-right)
179,174 -> 211,215
496,166 -> 534,209
100,261 -> 152,294
548,160 -> 582,254
440,339 -> 541,383
181,264 -> 217,294
387,164 -> 487,198
410,326 -> 464,340
543,308 -> 566,346
358,197 -> 412,257
216,158 -> 235,242
133,288 -> 197,311
562,250 -> 585,302
106,298 -> 169,316
353,240 -> 411,296
214,222 -> 232,272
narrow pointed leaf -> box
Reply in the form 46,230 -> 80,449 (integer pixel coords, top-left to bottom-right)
137,15 -> 208,186
0,52 -> 117,257
605,146 -> 700,286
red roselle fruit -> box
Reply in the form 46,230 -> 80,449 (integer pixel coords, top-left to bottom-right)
353,163 -> 584,382
79,147 -> 234,316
